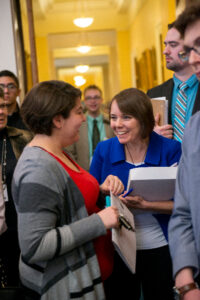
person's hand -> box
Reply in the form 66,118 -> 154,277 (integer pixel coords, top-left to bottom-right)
98,206 -> 119,229
100,175 -> 124,195
154,113 -> 173,139
183,288 -> 200,299
175,268 -> 200,300
120,194 -> 147,210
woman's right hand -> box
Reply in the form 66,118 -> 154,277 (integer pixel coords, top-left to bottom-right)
97,206 -> 119,229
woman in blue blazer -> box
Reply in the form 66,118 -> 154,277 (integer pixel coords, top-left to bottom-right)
90,88 -> 182,300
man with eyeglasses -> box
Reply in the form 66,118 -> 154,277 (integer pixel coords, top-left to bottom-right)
168,4 -> 200,300
66,85 -> 114,171
0,70 -> 28,130
0,87 -> 32,288
147,22 -> 200,142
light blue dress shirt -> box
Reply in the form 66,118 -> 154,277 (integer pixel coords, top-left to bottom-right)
171,74 -> 199,129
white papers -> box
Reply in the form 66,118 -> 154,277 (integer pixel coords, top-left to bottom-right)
127,166 -> 178,201
152,97 -> 166,100
111,193 -> 136,273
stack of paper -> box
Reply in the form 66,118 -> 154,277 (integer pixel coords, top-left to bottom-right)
127,166 -> 178,201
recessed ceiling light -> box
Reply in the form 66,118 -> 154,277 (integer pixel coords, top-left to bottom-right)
76,45 -> 91,54
74,75 -> 86,87
73,17 -> 94,28
75,65 -> 89,73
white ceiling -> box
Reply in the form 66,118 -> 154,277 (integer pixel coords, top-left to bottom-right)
33,0 -> 133,18
28,0 -> 140,35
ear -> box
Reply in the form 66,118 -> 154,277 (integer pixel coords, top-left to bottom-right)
52,114 -> 64,129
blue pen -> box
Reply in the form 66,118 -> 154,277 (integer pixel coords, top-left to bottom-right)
122,188 -> 133,198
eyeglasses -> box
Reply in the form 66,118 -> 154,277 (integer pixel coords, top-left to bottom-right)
0,83 -> 17,91
178,45 -> 200,62
85,95 -> 101,101
0,103 -> 8,110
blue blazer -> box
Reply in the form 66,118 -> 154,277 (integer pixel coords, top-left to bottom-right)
90,131 -> 182,240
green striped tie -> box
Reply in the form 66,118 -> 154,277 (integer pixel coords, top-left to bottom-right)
92,119 -> 100,154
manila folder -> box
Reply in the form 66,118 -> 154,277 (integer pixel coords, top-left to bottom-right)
111,193 -> 136,273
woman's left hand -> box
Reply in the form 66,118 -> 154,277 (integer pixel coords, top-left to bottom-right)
120,194 -> 147,209
100,175 -> 124,195
120,193 -> 173,213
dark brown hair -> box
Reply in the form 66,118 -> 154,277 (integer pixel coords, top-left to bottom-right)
175,4 -> 200,37
21,80 -> 81,135
0,70 -> 19,88
83,85 -> 102,97
110,88 -> 155,139
0,88 -> 4,99
168,21 -> 175,30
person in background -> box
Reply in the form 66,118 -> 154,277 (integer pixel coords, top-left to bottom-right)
0,70 -> 28,130
168,4 -> 200,300
147,22 -> 200,142
0,87 -> 32,288
90,88 -> 182,300
12,80 -> 124,300
0,173 -> 6,236
66,84 -> 114,171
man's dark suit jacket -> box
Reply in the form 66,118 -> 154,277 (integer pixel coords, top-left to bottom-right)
147,78 -> 200,124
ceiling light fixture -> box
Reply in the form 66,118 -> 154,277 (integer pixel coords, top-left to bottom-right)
75,65 -> 89,73
74,75 -> 86,87
76,45 -> 91,54
73,17 -> 93,28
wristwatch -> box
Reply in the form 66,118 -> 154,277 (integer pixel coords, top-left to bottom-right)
173,282 -> 199,299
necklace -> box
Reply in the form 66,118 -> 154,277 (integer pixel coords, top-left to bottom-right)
126,143 -> 147,165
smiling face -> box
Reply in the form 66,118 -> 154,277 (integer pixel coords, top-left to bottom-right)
184,19 -> 200,80
84,88 -> 103,117
110,100 -> 142,144
0,97 -> 8,130
163,28 -> 188,72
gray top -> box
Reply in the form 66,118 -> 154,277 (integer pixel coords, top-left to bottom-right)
169,111 -> 200,278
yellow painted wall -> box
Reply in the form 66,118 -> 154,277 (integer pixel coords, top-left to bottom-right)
164,0 -> 176,80
36,36 -> 51,81
129,0 -> 176,91
117,30 -> 132,90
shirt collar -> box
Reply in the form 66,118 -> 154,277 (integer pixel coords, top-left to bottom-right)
87,114 -> 103,122
173,73 -> 198,90
110,132 -> 162,166
110,132 -> 161,166
145,131 -> 162,165
110,137 -> 126,163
